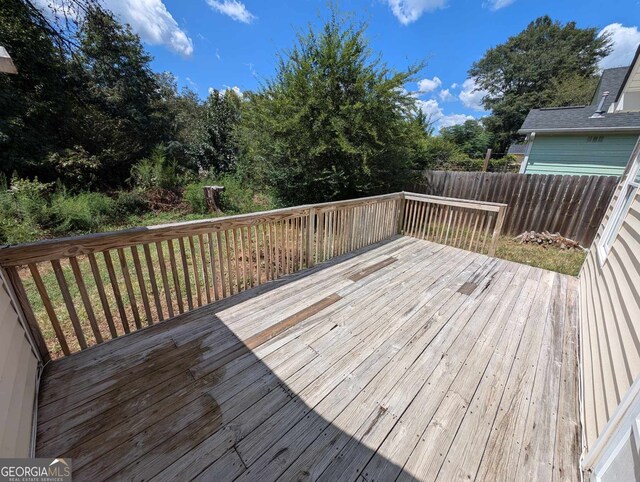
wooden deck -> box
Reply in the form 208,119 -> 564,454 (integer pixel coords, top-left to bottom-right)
35,236 -> 580,481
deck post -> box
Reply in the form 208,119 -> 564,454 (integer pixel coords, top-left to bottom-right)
488,205 -> 507,257
306,208 -> 316,268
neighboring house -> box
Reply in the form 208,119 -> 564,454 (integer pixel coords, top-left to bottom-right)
506,142 -> 527,164
518,45 -> 640,176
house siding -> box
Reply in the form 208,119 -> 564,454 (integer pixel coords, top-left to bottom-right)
0,275 -> 38,457
525,134 -> 638,176
579,178 -> 640,451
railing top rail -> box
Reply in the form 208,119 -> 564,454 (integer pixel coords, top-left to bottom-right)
403,192 -> 507,212
0,192 -> 403,267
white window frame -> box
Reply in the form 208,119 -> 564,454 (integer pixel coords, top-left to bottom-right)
598,145 -> 640,266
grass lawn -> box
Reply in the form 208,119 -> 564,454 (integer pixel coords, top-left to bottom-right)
495,235 -> 586,276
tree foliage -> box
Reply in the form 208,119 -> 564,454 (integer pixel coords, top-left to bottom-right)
0,0 -> 72,176
238,11 -> 427,204
0,1 -> 243,189
191,89 -> 242,174
440,119 -> 493,157
66,6 -> 169,185
469,16 -> 611,149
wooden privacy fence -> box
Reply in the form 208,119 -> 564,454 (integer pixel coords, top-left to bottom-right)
0,192 -> 506,360
406,171 -> 619,246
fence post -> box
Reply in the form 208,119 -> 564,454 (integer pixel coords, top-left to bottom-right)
482,149 -> 492,172
488,205 -> 507,257
306,208 -> 316,268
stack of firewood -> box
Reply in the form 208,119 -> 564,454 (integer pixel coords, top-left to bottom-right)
514,231 -> 584,250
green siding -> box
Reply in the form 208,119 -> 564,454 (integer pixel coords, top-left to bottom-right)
525,134 -> 639,176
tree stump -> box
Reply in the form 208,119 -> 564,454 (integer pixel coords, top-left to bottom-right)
203,185 -> 225,213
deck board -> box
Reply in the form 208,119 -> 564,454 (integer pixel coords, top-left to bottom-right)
35,237 -> 580,481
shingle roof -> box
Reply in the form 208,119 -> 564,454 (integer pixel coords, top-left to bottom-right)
518,66 -> 640,133
591,67 -> 629,109
519,106 -> 640,133
507,143 -> 528,155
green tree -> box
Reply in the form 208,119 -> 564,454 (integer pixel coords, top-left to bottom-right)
440,119 -> 493,157
0,0 -> 72,178
238,11 -> 425,205
152,73 -> 204,168
469,16 -> 611,149
191,89 -> 242,174
67,6 -> 167,186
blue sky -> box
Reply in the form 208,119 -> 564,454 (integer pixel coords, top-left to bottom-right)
70,0 -> 640,130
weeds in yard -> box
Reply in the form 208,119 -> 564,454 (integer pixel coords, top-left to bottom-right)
495,236 -> 586,276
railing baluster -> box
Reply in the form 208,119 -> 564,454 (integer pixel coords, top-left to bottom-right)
29,263 -> 70,356
188,236 -> 202,307
238,227 -> 247,288
143,243 -> 164,322
103,250 -> 130,334
198,234 -> 212,304
87,253 -> 117,338
216,231 -> 228,298
155,241 -> 174,318
69,256 -> 103,343
130,246 -> 153,326
51,259 -> 88,348
167,239 -> 184,314
117,248 -> 141,330
208,232 -> 220,301
177,238 -> 193,310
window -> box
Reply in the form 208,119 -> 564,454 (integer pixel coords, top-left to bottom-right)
598,150 -> 640,265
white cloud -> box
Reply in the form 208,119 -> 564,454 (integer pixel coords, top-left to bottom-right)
459,78 -> 487,111
207,0 -> 256,24
209,85 -> 243,97
33,0 -> 193,56
438,89 -> 455,101
417,76 -> 442,93
485,0 -> 515,11
438,113 -> 475,129
224,85 -> 243,97
417,98 -> 443,120
105,0 -> 193,56
385,0 -> 448,25
416,98 -> 476,131
599,23 -> 640,69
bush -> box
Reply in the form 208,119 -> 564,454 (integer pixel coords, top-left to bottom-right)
49,191 -> 114,235
183,181 -> 208,215
112,191 -> 149,220
417,137 -> 462,169
0,175 -> 50,243
218,174 -> 261,214
183,174 -> 274,216
46,146 -> 101,189
129,146 -> 181,191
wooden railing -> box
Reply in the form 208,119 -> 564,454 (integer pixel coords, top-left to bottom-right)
0,192 -> 506,360
401,193 -> 506,257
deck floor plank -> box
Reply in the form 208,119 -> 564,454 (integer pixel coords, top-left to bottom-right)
35,237 -> 580,482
